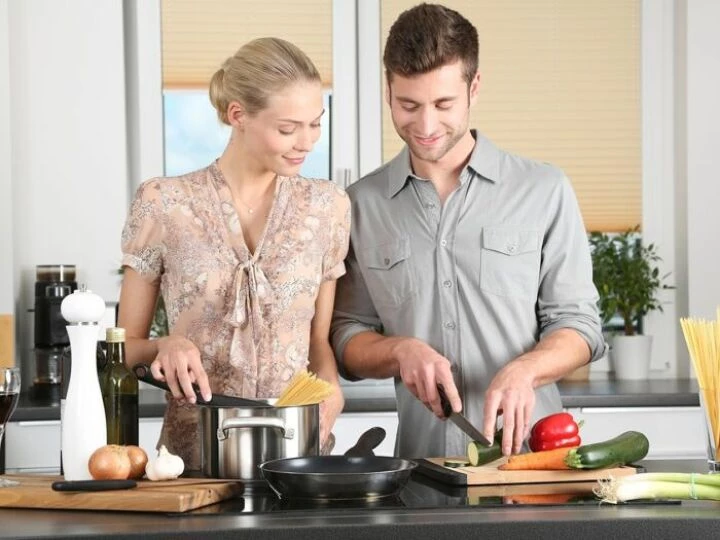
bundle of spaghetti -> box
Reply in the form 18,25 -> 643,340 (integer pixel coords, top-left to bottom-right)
275,370 -> 334,407
680,310 -> 720,460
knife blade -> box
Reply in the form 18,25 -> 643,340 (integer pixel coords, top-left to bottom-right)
437,384 -> 493,447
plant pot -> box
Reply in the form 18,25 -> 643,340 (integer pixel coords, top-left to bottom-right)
611,335 -> 653,380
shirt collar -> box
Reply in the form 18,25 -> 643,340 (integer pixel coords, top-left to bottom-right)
386,130 -> 502,199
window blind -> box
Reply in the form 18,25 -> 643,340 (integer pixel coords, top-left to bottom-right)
161,0 -> 333,89
381,0 -> 641,232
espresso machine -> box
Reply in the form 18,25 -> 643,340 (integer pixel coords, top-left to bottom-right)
31,264 -> 77,402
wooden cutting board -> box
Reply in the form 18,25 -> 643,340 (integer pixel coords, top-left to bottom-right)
0,475 -> 243,513
418,456 -> 639,486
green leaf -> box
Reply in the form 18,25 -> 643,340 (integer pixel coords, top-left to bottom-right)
588,226 -> 673,336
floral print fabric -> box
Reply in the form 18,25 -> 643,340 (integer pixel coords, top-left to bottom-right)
121,162 -> 350,468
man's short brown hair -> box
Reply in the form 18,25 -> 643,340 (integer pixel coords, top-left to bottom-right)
383,3 -> 479,86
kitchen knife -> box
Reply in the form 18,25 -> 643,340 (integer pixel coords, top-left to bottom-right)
133,363 -> 272,408
437,384 -> 493,447
51,479 -> 137,492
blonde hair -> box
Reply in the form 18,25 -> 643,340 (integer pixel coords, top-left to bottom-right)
209,37 -> 321,124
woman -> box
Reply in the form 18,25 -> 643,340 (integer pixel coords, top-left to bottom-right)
118,37 -> 349,469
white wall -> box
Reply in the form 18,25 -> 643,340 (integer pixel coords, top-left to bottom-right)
0,0 -> 13,314
686,0 -> 720,324
7,0 -> 129,365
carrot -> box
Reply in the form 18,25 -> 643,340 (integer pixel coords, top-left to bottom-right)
498,446 -> 577,470
503,493 -> 576,505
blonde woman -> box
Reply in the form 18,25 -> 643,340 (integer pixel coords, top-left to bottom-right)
118,38 -> 349,468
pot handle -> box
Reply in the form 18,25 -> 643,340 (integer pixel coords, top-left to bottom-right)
217,417 -> 295,441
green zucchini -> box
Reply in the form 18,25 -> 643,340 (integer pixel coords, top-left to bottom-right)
565,431 -> 649,469
467,429 -> 503,466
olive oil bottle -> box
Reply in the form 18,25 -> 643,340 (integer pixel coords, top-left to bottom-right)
99,327 -> 138,445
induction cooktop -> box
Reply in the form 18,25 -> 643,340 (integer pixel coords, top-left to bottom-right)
177,472 -> 678,517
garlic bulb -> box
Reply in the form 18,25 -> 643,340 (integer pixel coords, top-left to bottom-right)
145,445 -> 185,481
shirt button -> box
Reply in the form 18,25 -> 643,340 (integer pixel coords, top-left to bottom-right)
507,244 -> 517,253
443,280 -> 452,288
444,322 -> 456,330
440,240 -> 447,247
425,203 -> 435,209
384,257 -> 390,265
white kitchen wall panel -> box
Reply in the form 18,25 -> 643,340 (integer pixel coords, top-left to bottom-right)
7,0 -> 129,369
0,0 -> 13,316
566,406 -> 706,460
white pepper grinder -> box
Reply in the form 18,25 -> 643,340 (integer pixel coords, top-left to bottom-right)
60,285 -> 107,480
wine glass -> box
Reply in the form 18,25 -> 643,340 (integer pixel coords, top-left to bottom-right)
0,367 -> 21,487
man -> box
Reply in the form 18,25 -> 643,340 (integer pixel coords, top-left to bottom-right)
330,3 -> 605,459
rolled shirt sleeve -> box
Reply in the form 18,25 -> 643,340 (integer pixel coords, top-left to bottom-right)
537,176 -> 607,362
330,238 -> 383,380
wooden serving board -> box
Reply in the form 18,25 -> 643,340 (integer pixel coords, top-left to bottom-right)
0,475 -> 243,513
418,456 -> 639,486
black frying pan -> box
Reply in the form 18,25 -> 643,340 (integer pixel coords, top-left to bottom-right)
260,427 -> 417,500
133,363 -> 272,408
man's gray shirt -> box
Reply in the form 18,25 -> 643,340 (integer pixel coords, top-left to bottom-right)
331,131 -> 606,459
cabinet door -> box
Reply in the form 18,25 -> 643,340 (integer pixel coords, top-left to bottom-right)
331,412 -> 398,456
565,407 -> 707,460
138,417 -> 163,457
5,420 -> 61,473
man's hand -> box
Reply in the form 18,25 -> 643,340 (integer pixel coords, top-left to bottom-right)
482,358 -> 536,456
393,338 -> 462,418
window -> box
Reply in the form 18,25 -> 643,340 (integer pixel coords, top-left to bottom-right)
130,0 -> 676,374
378,0 -> 642,233
160,0 -> 333,179
163,90 -> 330,178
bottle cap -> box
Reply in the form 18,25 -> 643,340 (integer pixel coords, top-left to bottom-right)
106,327 -> 126,343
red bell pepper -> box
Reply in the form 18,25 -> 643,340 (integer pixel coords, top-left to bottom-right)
529,412 -> 582,452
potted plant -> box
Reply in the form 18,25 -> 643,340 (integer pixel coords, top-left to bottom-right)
588,227 -> 672,380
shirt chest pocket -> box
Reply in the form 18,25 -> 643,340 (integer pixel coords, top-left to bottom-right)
480,227 -> 540,300
362,237 -> 416,308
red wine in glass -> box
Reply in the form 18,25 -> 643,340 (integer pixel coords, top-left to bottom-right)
0,391 -> 19,425
1,367 -> 21,485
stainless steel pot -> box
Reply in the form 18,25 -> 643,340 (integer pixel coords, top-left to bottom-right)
200,400 -> 320,482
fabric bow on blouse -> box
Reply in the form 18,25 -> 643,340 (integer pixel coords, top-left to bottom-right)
226,257 -> 274,390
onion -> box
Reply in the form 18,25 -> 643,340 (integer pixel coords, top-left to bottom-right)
126,446 -> 149,479
88,445 -> 131,480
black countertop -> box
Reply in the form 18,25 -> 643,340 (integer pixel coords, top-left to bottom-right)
10,379 -> 701,423
0,460 -> 717,539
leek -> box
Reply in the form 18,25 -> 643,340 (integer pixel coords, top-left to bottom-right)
595,472 -> 720,504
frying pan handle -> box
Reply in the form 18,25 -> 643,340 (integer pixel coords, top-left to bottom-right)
217,417 -> 295,441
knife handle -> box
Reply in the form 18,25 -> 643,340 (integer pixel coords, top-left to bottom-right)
437,384 -> 454,418
51,480 -> 137,492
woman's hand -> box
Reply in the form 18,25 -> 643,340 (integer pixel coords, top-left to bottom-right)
151,335 -> 212,403
319,383 -> 344,452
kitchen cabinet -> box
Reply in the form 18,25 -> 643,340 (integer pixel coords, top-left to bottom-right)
331,412 -> 398,456
138,417 -> 163,457
5,420 -> 61,473
565,406 -> 707,460
5,417 -> 164,474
